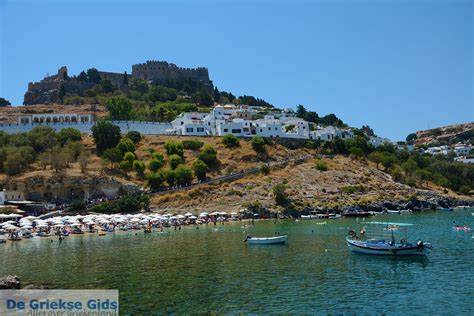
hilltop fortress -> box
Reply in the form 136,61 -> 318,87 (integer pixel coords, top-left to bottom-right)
24,60 -> 213,105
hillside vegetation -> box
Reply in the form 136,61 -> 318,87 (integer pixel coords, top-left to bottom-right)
0,123 -> 473,214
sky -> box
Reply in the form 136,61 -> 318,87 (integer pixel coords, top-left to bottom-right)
0,0 -> 472,141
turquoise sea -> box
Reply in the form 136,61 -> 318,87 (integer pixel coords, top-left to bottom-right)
1,209 -> 473,314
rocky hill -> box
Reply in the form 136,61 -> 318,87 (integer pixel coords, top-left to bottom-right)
411,122 -> 474,145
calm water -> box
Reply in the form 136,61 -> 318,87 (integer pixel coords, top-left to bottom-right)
1,210 -> 474,314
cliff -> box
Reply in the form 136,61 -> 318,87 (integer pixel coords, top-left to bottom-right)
412,122 -> 474,145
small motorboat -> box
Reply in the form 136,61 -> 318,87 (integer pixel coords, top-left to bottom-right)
328,214 -> 342,219
0,237 -> 6,244
453,226 -> 471,232
244,235 -> 287,245
346,221 -> 431,256
97,231 -> 106,236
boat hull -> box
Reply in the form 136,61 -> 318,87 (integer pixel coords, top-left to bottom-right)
346,238 -> 428,256
246,235 -> 287,245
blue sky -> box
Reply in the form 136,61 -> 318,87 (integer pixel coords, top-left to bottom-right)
0,0 -> 472,140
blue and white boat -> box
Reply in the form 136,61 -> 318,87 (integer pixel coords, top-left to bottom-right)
346,222 -> 431,256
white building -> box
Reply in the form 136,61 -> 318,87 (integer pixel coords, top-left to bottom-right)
368,136 -> 392,147
0,189 -> 5,205
17,113 -> 94,124
454,145 -> 472,156
425,145 -> 450,155
310,126 -> 354,141
454,156 -> 474,164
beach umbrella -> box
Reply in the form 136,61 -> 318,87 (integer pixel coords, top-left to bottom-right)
184,212 -> 193,217
24,216 -> 37,220
176,215 -> 185,219
21,225 -> 33,230
189,216 -> 197,220
219,211 -> 227,216
210,211 -> 219,216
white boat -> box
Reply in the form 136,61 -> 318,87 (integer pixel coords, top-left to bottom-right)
301,215 -> 319,220
245,235 -> 287,245
346,221 -> 431,256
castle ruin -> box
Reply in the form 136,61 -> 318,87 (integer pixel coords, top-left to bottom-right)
23,60 -> 213,105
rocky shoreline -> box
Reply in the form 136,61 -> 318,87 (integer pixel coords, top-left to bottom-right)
0,276 -> 49,290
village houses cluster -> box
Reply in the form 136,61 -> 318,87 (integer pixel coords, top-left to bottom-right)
7,104 -> 473,164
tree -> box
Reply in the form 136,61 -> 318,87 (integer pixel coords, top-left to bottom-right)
368,151 -> 384,169
78,150 -> 91,173
28,126 -> 58,152
91,121 -> 121,155
50,146 -> 69,172
116,137 -> 136,155
303,111 -> 318,123
147,171 -> 165,189
198,145 -> 219,168
106,96 -> 132,120
146,85 -> 177,102
251,137 -> 266,155
126,131 -> 142,144
58,128 -> 81,146
222,134 -> 240,148
296,105 -> 307,118
58,84 -> 66,103
38,152 -> 50,170
273,183 -> 289,206
165,169 -> 176,187
213,87 -> 220,102
174,165 -> 193,186
164,140 -> 184,157
349,147 -> 364,159
192,159 -> 208,181
100,79 -> 116,94
119,160 -> 132,172
5,152 -> 23,175
168,154 -> 183,169
102,148 -> 123,169
123,71 -> 129,85
0,98 -> 11,107
87,68 -> 101,83
148,158 -> 164,172
260,164 -> 270,175
133,160 -> 146,176
123,151 -> 135,163
64,140 -> 84,161
129,78 -> 149,94
406,133 -> 417,144
361,125 -> 375,137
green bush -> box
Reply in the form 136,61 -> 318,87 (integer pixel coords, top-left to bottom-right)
169,154 -> 183,169
182,140 -> 204,150
260,164 -> 270,175
126,131 -> 142,144
198,145 -> 219,168
116,137 -> 135,154
174,165 -> 193,186
315,162 -> 328,172
133,160 -> 145,176
251,137 -> 266,154
222,134 -> 240,149
147,171 -> 166,189
192,159 -> 208,181
164,140 -> 184,157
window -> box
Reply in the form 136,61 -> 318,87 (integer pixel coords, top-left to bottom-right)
231,129 -> 241,134
275,127 -> 277,130
208,122 -> 211,126
268,127 -> 271,131
223,129 -> 228,132
260,129 -> 263,133
186,128 -> 194,132
181,121 -> 184,125
197,127 -> 204,132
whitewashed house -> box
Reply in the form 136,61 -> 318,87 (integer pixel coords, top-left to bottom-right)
310,127 -> 354,141
454,145 -> 472,156
171,112 -> 212,136
454,156 -> 474,164
368,136 -> 391,147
